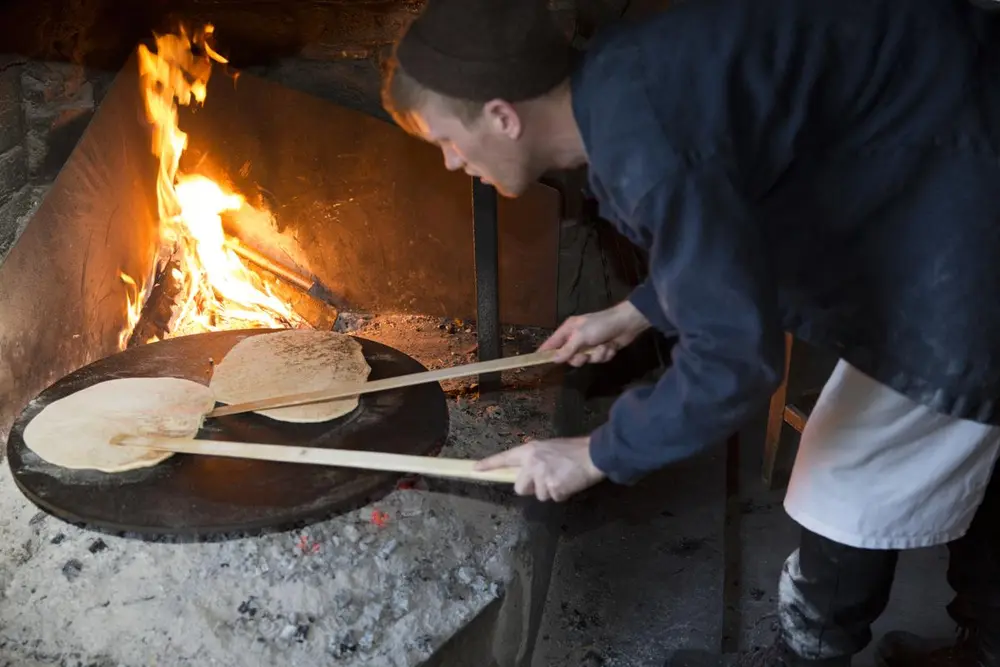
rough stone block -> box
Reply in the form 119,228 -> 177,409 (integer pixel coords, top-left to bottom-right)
25,106 -> 94,182
18,62 -> 110,182
0,146 -> 27,207
0,184 -> 48,263
0,58 -> 24,154
21,62 -> 95,117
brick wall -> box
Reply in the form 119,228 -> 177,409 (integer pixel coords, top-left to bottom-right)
0,58 -> 27,237
0,59 -> 113,261
0,58 -> 36,261
21,62 -> 115,182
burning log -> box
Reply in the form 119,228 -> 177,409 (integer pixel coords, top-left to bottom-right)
126,258 -> 184,348
125,250 -> 340,347
126,246 -> 341,349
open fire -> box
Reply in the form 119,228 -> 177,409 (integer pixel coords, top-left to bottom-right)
119,24 -> 304,350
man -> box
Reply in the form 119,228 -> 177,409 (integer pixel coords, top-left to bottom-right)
380,0 -> 1000,665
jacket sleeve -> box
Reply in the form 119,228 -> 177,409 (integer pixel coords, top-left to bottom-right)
588,159 -> 786,484
628,279 -> 678,336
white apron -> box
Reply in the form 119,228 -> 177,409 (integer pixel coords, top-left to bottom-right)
783,360 -> 1000,550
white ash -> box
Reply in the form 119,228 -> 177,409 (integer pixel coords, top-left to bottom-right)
0,475 -> 523,666
0,409 -> 535,667
0,315 -> 557,666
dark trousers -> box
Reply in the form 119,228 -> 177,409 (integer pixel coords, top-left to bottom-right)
779,462 -> 1000,661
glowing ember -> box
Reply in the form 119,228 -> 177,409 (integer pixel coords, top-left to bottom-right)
119,23 -> 302,348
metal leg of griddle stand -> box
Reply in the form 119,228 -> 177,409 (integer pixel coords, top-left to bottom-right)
473,178 -> 501,393
470,177 -> 566,666
487,361 -> 578,667
519,368 -> 584,666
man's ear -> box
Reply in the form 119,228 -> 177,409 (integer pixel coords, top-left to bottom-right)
483,99 -> 523,140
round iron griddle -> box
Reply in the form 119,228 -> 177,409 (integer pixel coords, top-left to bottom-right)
6,329 -> 449,536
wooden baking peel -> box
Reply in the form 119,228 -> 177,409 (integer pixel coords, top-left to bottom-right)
112,434 -> 520,484
206,348 -> 563,418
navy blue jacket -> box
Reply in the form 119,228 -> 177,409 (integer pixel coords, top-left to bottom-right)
572,0 -> 1000,484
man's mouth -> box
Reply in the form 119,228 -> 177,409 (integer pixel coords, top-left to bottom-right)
464,169 -> 491,186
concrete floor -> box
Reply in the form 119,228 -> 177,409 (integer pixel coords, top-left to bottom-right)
538,219 -> 957,666
735,419 -> 955,667
530,351 -> 957,667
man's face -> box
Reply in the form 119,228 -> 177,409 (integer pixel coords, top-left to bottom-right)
406,96 -> 535,198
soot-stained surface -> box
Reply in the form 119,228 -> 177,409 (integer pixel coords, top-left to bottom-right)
0,314 -> 559,667
530,385 -> 727,667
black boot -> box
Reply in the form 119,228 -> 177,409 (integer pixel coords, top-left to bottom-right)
774,530 -> 897,662
875,626 -> 1000,667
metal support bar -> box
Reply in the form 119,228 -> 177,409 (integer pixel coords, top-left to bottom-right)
472,177 -> 501,393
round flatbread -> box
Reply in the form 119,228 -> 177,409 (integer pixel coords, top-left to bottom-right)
23,377 -> 215,473
209,330 -> 371,423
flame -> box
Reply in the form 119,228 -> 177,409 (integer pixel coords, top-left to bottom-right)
119,23 -> 301,347
118,272 -> 145,350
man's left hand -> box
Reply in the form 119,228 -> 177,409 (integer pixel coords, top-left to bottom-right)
474,436 -> 607,502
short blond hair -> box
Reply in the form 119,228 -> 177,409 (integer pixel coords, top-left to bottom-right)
381,58 -> 485,130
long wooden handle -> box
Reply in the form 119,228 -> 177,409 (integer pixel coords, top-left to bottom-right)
113,435 -> 520,484
224,238 -> 312,291
206,349 -> 561,418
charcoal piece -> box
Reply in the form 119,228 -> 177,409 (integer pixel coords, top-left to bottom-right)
327,632 -> 358,658
62,559 -> 83,581
126,258 -> 183,348
50,533 -> 65,545
88,539 -> 107,554
237,597 -> 259,617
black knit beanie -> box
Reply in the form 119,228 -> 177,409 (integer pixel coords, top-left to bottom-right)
394,0 -> 574,102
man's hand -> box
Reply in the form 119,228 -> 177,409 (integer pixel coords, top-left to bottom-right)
540,300 -> 650,367
474,436 -> 606,502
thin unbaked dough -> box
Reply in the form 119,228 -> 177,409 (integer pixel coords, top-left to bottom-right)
209,330 -> 371,423
23,377 -> 215,473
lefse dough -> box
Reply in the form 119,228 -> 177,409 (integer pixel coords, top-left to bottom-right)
23,377 -> 215,473
209,330 -> 371,423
